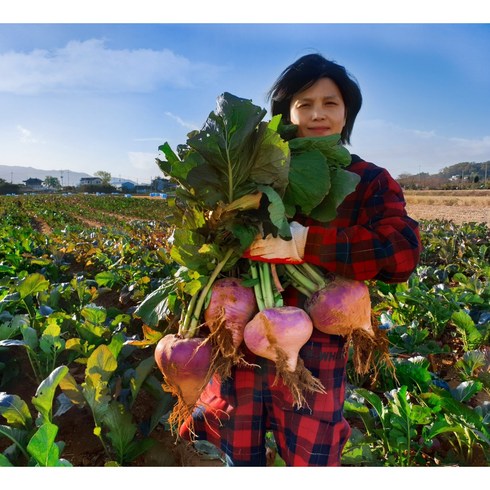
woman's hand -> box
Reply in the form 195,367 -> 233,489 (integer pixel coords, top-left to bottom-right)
243,221 -> 309,264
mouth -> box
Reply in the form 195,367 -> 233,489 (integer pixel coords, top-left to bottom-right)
307,127 -> 331,135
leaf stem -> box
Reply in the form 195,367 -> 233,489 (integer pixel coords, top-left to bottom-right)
249,261 -> 281,311
184,247 -> 235,337
260,262 -> 273,309
298,263 -> 327,289
249,261 -> 265,311
180,293 -> 199,334
283,264 -> 317,297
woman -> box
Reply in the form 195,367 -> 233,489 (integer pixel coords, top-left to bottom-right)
179,53 -> 422,466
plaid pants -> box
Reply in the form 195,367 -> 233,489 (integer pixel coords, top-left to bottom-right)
179,330 -> 351,466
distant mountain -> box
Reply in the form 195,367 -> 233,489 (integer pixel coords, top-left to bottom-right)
110,177 -> 136,186
0,165 -> 92,187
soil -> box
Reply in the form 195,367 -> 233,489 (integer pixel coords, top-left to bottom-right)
405,203 -> 490,226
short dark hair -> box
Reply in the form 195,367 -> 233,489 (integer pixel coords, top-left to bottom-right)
267,53 -> 362,144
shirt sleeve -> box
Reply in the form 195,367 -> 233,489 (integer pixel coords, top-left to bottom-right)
302,165 -> 422,283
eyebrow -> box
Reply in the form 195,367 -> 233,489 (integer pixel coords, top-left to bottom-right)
295,94 -> 340,102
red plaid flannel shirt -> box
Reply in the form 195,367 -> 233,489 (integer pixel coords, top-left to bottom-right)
302,155 -> 421,282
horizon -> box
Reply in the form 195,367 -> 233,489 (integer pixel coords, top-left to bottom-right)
3,157 -> 488,189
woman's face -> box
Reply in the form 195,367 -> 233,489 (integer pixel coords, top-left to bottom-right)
289,77 -> 346,138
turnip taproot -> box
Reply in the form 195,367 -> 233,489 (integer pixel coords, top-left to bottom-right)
204,277 -> 258,377
243,261 -> 325,408
284,263 -> 391,375
154,334 -> 214,434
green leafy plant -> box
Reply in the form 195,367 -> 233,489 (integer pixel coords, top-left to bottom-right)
0,365 -> 72,466
1,193 -> 489,467
59,342 -> 172,465
421,386 -> 490,465
451,310 -> 489,351
456,349 -> 488,380
0,313 -> 66,384
343,385 -> 433,466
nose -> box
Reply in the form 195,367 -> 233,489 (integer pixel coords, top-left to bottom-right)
311,104 -> 326,120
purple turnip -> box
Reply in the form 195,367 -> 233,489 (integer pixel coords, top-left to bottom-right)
243,261 -> 325,408
305,275 -> 374,338
284,263 -> 391,375
154,333 -> 214,434
204,277 -> 258,377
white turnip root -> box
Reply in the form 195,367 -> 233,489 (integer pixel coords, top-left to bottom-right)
154,333 -> 214,434
204,277 -> 258,377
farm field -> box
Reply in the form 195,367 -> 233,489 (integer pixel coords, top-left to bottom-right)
0,192 -> 489,467
404,189 -> 490,225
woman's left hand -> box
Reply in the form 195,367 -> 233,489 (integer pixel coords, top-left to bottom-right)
243,221 -> 308,264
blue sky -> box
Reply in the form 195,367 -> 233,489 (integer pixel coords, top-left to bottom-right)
1,5 -> 489,184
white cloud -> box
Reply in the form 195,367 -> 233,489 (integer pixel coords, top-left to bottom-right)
164,111 -> 199,131
16,124 -> 42,143
351,119 -> 490,177
0,39 -> 224,94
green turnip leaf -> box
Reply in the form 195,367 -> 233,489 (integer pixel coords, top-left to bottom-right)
170,228 -> 215,273
451,310 -> 483,350
450,380 -> 483,402
26,421 -> 60,466
258,185 -> 291,238
282,150 -> 330,217
32,365 -> 69,424
0,314 -> 28,341
39,321 -> 64,356
81,305 -> 107,326
103,401 -> 155,464
185,93 -> 289,207
289,134 -> 351,167
129,355 -> 155,407
0,453 -> 13,466
86,344 -> 117,385
95,271 -> 120,288
0,393 -> 32,429
82,345 -> 117,424
309,168 -> 360,222
58,373 -> 85,407
157,142 -> 200,185
133,277 -> 182,328
248,116 -> 290,196
17,273 -> 50,299
21,326 -> 39,350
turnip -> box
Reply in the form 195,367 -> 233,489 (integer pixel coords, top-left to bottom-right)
154,333 -> 214,433
204,276 -> 258,378
304,272 -> 374,338
243,261 -> 325,408
284,263 -> 391,375
153,249 -> 235,435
